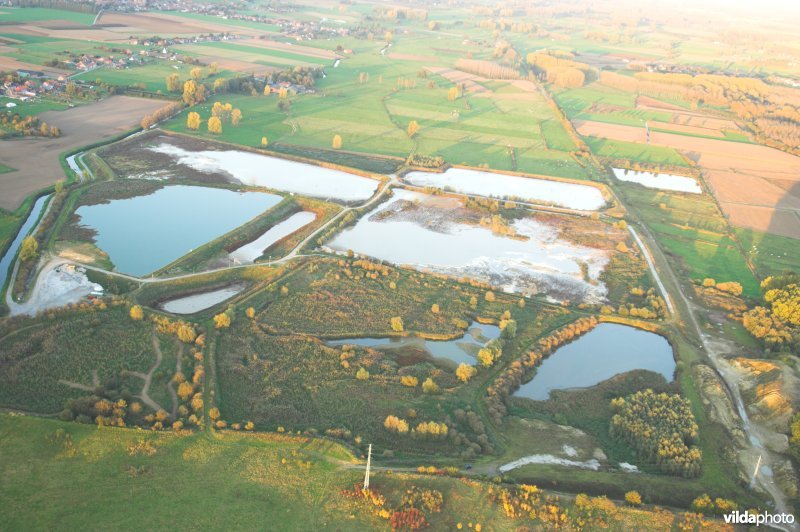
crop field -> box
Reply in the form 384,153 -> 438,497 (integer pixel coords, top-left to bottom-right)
577,120 -> 800,239
617,185 -> 759,297
160,31 -> 592,181
0,95 -> 165,211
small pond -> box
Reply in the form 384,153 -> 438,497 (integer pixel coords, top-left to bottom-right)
327,321 -> 501,366
160,284 -> 245,314
229,211 -> 316,263
612,168 -> 701,194
75,185 -> 281,276
515,323 -> 675,401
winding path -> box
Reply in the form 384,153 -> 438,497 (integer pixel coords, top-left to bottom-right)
123,328 -> 166,413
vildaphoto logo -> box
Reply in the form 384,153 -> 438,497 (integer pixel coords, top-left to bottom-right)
723,511 -> 795,526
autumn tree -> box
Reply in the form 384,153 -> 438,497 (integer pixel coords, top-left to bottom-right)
231,108 -> 242,126
208,116 -> 222,135
456,363 -> 477,383
166,73 -> 181,92
209,407 -> 220,421
183,80 -> 206,105
332,134 -> 343,149
245,307 -> 255,319
400,375 -> 418,387
384,415 -> 409,433
213,78 -> 228,93
422,377 -> 439,394
625,491 -> 642,506
356,367 -> 370,380
390,316 -> 404,332
447,86 -> 459,101
177,381 -> 194,401
129,305 -> 144,321
19,236 -> 38,262
190,67 -> 203,80
261,136 -> 268,147
407,120 -> 420,138
213,312 -> 231,328
187,111 -> 201,130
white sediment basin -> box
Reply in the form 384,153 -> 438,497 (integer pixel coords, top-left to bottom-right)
612,168 -> 701,194
150,143 -> 379,201
229,211 -> 316,263
327,189 -> 609,301
404,167 -> 605,210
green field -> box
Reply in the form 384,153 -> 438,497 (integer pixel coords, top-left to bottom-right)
73,62 -> 209,93
0,96 -> 69,118
617,185 -> 759,297
175,41 -> 327,67
586,137 -> 690,166
735,228 -> 800,278
0,7 -> 95,25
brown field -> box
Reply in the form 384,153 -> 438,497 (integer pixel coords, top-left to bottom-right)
0,12 -> 276,45
652,121 -> 725,138
0,95 -> 165,211
576,119 -> 800,239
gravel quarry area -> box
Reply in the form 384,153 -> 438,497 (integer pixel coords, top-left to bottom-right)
8,262 -> 101,317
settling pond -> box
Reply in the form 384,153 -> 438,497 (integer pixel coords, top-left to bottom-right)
515,323 -> 675,401
150,143 -> 379,202
403,168 -> 606,211
160,284 -> 245,314
75,185 -> 281,276
327,321 -> 501,366
612,168 -> 701,194
328,189 -> 609,301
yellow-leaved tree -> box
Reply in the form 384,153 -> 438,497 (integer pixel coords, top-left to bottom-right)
332,134 -> 343,149
187,111 -> 201,130
208,116 -> 222,134
407,120 -> 419,138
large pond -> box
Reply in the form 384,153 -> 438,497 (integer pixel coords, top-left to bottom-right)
150,143 -> 379,202
612,168 -> 701,194
327,189 -> 609,302
403,168 -> 605,211
327,321 -> 501,366
160,284 -> 245,314
75,185 -> 281,276
515,323 -> 675,401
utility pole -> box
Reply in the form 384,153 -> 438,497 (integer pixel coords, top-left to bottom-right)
363,443 -> 372,490
751,454 -> 762,488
